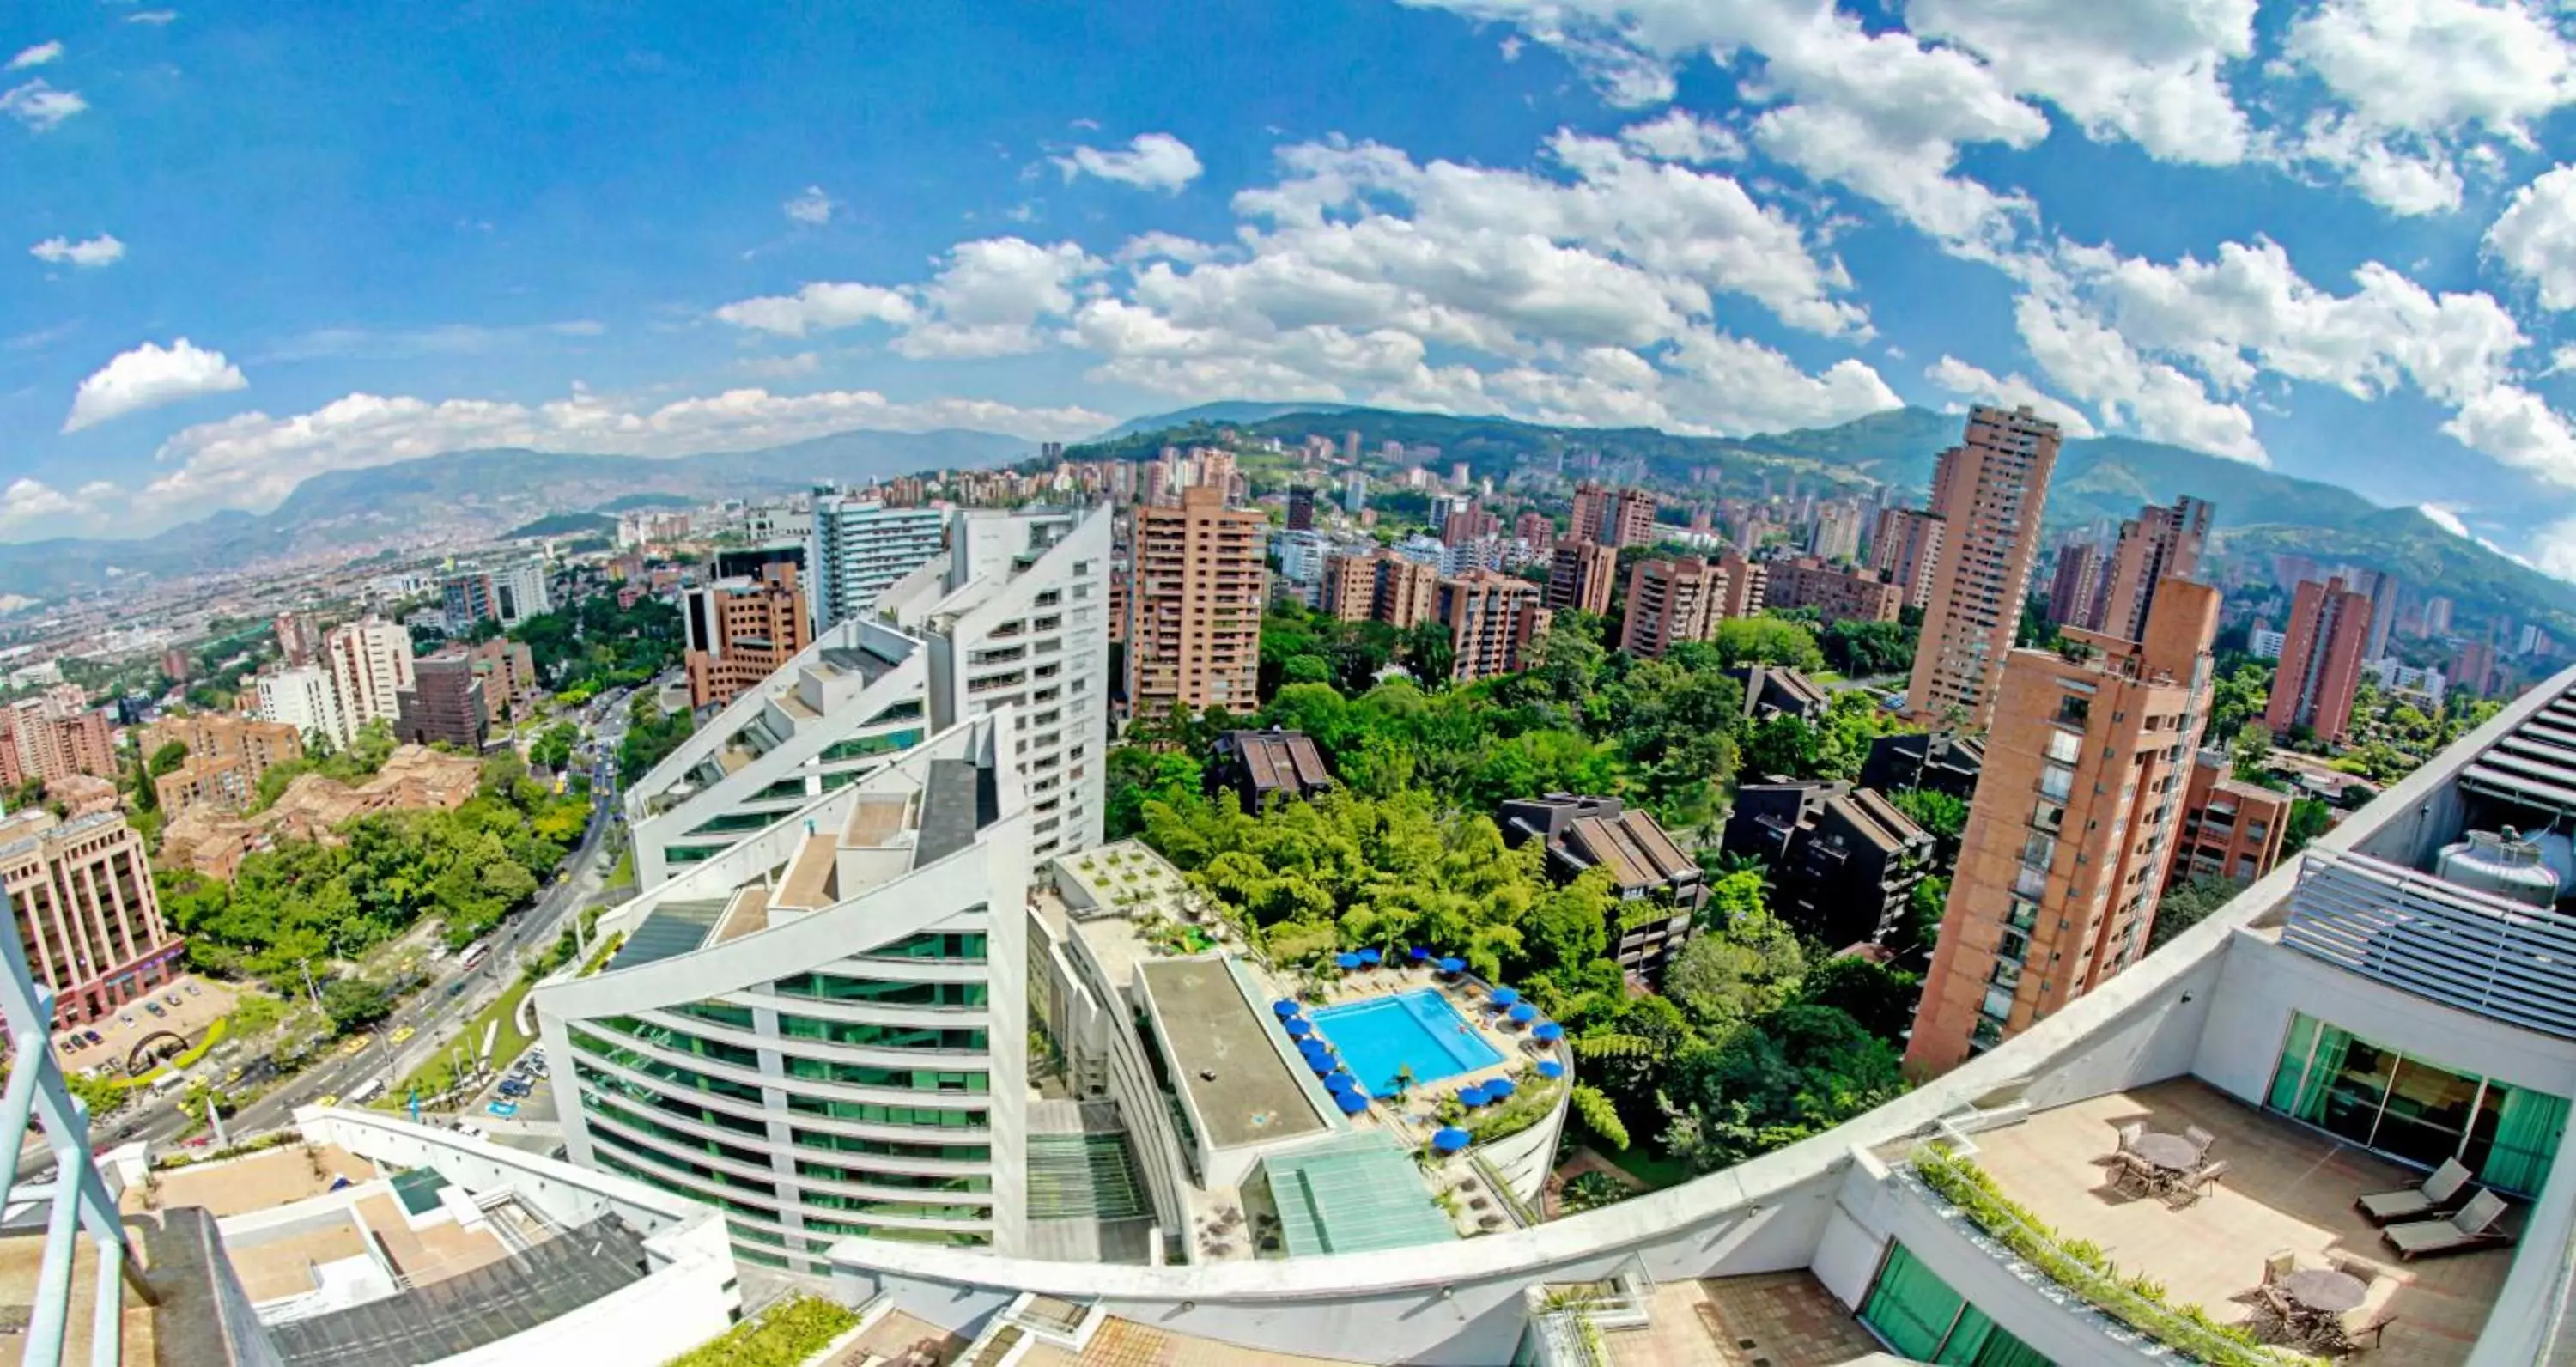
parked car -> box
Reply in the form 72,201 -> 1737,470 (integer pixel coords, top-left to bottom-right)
117,1013 -> 133,1027
486,1100 -> 519,1119
498,1080 -> 531,1098
163,993 -> 181,1007
183,983 -> 200,997
143,1002 -> 165,1018
82,1030 -> 101,1046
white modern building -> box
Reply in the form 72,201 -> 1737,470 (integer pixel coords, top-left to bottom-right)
538,714 -> 1031,1277
253,665 -> 345,748
629,505 -> 1109,887
493,562 -> 551,626
324,614 -> 416,740
809,489 -> 949,631
786,665 -> 2576,1366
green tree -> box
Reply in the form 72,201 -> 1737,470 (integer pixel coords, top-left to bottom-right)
2281,798 -> 2334,856
2148,875 -> 2241,951
321,976 -> 394,1035
2229,722 -> 2274,782
1712,617 -> 1826,671
148,741 -> 190,776
530,721 -> 580,773
1662,909 -> 1807,1036
1660,1005 -> 1905,1173
1886,787 -> 1968,863
1795,954 -> 1921,1043
1557,1170 -> 1631,1214
1105,748 -> 1202,841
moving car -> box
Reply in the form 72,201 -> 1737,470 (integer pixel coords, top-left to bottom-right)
313,1094 -> 338,1109
485,1100 -> 518,1118
340,1036 -> 369,1057
388,1025 -> 415,1045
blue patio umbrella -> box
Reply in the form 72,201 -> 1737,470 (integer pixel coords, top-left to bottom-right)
1335,1089 -> 1370,1115
1532,1021 -> 1565,1043
1535,1060 -> 1565,1079
1327,1069 -> 1358,1092
1435,957 -> 1465,975
1431,1127 -> 1471,1154
1409,946 -> 1431,963
1299,1039 -> 1331,1061
1335,951 -> 1363,970
1273,999 -> 1302,1018
1285,1018 -> 1314,1037
1356,948 -> 1382,966
1484,1077 -> 1517,1100
1307,1054 -> 1334,1075
1458,1084 -> 1490,1107
1507,1003 -> 1538,1024
1490,987 -> 1521,1007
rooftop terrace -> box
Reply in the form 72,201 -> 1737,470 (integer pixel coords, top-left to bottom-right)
1137,958 -> 1323,1152
1964,1078 -> 2512,1365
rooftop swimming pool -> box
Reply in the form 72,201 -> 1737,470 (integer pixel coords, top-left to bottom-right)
1310,989 -> 1503,1094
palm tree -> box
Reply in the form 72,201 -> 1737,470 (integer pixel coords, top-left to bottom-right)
1393,1063 -> 1416,1102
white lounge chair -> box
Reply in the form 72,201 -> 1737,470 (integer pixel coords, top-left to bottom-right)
2383,1188 -> 2512,1261
2355,1157 -> 2471,1225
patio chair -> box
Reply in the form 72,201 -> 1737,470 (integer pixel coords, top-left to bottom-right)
2115,1121 -> 2145,1153
2355,1157 -> 2473,1225
2110,1151 -> 2159,1198
2170,1159 -> 2228,1208
2337,1309 -> 2396,1353
2383,1189 -> 2513,1261
2184,1123 -> 2217,1157
2330,1254 -> 2386,1288
2260,1249 -> 2297,1287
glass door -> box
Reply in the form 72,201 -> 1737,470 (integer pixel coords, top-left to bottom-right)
2372,1057 -> 2485,1171
2268,1012 -> 2571,1196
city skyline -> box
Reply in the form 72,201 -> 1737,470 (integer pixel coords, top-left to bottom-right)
14,3 -> 2576,579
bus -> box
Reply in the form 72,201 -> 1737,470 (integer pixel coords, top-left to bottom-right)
458,940 -> 493,972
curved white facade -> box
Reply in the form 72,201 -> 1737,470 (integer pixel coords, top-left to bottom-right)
808,665 -> 2576,1367
544,714 -> 1031,1276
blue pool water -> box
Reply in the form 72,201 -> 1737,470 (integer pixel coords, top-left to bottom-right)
1309,990 -> 1504,1094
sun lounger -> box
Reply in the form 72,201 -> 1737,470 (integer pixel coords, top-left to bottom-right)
2383,1189 -> 2512,1261
2356,1157 -> 2472,1225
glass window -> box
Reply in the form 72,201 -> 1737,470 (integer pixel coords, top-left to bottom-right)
2038,763 -> 2075,801
861,933 -> 988,963
594,1015 -> 762,1069
2045,730 -> 2082,764
2267,1011 -> 2571,1197
770,973 -> 987,1008
777,1015 -> 987,1053
784,1094 -> 988,1129
568,1028 -> 766,1105
1862,1242 -> 2055,1365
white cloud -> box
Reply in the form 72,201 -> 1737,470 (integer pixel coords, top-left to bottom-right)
2416,502 -> 2470,537
126,12 -> 179,25
734,351 -> 820,380
2283,0 -> 2576,213
782,185 -> 835,226
0,478 -> 82,532
1,79 -> 85,131
63,339 -> 247,432
1923,354 -> 2098,436
1115,231 -> 1219,265
2531,516 -> 2576,579
28,234 -> 124,269
1618,109 -> 1743,164
7,41 -> 62,70
892,237 -> 1103,359
2013,281 -> 2265,461
2488,164 -> 2576,309
713,282 -> 919,337
126,386 -> 1111,518
1907,0 -> 2257,163
1051,132 -> 1205,192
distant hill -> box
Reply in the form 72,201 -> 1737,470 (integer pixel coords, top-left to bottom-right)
1101,400 -> 1352,440
592,493 -> 695,514
502,512 -> 618,540
0,427 -> 1032,599
1090,402 -> 2576,638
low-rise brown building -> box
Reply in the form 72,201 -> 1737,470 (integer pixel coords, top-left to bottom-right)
1498,793 -> 1705,981
2167,753 -> 2293,888
1206,729 -> 1334,812
159,744 -> 483,880
1761,556 -> 1902,623
395,651 -> 489,752
683,562 -> 811,711
469,636 -> 541,726
1722,781 -> 1933,950
140,714 -> 306,817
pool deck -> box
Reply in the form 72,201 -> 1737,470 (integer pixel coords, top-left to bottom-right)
1281,963 -> 1571,1175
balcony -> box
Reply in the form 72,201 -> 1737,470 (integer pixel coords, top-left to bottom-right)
2280,848 -> 2576,1040
1953,1078 -> 2510,1365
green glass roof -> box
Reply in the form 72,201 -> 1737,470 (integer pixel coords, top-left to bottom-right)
1263,1132 -> 1456,1257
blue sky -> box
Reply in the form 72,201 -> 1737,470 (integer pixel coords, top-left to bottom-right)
12,2 -> 2576,574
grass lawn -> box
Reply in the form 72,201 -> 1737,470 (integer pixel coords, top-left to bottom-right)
377,975 -> 538,1110
1600,1142 -> 1697,1193
605,848 -> 635,890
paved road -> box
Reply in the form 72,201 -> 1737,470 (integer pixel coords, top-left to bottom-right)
85,764 -> 627,1158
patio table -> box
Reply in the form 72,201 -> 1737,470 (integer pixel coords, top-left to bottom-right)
2129,1133 -> 2200,1171
2281,1268 -> 2367,1315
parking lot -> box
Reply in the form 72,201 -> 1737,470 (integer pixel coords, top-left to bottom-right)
477,1045 -> 556,1125
58,975 -> 240,1077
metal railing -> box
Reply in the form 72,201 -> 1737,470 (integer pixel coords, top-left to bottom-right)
2281,848 -> 2576,1040
0,896 -> 159,1367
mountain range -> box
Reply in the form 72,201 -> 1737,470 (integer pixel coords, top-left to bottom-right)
0,428 -> 1028,600
1091,403 -> 2575,639
11,401 -> 2566,642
